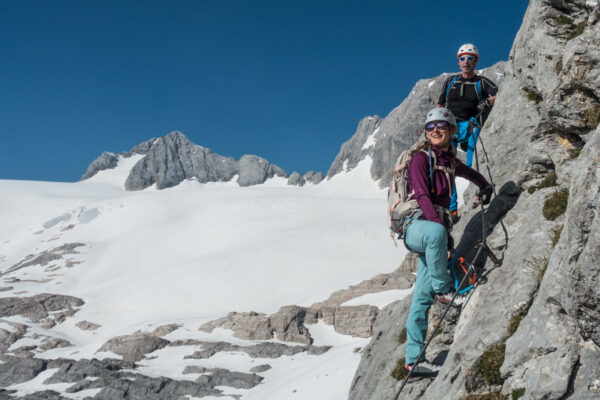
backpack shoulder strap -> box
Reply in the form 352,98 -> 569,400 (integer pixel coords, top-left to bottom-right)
474,78 -> 482,101
445,75 -> 460,99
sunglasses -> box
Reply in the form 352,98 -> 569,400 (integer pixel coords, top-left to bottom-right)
459,55 -> 476,62
425,121 -> 450,132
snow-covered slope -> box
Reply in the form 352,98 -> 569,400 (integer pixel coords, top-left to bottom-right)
0,155 -> 412,399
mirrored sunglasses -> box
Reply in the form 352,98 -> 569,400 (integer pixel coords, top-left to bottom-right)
459,55 -> 475,62
425,121 -> 450,132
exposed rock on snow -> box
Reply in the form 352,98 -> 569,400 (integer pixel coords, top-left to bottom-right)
97,332 -> 170,362
124,131 -> 239,190
287,171 -> 305,186
82,130 -> 289,190
183,366 -> 263,389
182,341 -> 330,360
4,243 -> 85,277
0,294 -> 84,323
81,151 -> 119,180
75,320 -> 102,331
303,170 -> 324,184
237,154 -> 287,187
151,323 -> 180,337
249,364 -> 272,373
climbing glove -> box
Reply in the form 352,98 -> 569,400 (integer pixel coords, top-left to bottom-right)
477,99 -> 491,113
478,184 -> 494,205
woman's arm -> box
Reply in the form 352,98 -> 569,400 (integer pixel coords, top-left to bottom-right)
409,152 -> 443,224
455,160 -> 489,188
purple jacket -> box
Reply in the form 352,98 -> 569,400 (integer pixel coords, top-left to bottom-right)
408,146 -> 489,227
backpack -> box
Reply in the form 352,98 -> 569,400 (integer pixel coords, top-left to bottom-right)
387,147 -> 455,245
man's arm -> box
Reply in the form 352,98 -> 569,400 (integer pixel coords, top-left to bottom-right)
481,76 -> 498,105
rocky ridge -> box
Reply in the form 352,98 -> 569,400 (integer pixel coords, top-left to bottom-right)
349,1 -> 600,399
82,130 -> 326,190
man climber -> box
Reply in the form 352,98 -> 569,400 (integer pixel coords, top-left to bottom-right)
437,43 -> 498,223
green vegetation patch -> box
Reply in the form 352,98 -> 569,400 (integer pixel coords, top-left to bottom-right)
508,310 -> 527,336
556,15 -> 573,25
527,256 -> 550,282
586,105 -> 600,129
523,89 -> 543,104
460,392 -> 508,400
554,59 -> 563,75
569,147 -> 583,159
567,21 -> 587,41
397,327 -> 407,345
543,189 -> 569,221
551,224 -> 564,248
512,388 -> 526,400
391,358 -> 406,381
528,172 -> 558,194
478,342 -> 506,385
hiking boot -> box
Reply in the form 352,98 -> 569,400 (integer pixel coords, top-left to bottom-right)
404,360 -> 440,378
435,291 -> 466,307
450,210 -> 460,224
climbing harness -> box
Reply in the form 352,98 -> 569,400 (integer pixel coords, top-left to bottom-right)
448,250 -> 477,294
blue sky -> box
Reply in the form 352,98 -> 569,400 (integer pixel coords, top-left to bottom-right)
1,0 -> 529,182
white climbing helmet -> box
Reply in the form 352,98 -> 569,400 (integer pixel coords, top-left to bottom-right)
425,107 -> 457,128
457,43 -> 479,59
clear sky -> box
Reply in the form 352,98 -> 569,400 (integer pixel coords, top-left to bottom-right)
1,0 -> 529,182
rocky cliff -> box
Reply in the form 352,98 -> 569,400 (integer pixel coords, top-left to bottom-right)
349,1 -> 600,399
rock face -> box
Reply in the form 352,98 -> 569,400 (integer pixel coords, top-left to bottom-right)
287,171 -> 305,186
327,64 -> 505,187
303,170 -> 324,184
237,154 -> 287,187
349,1 -> 600,399
81,151 -> 119,180
124,131 -> 239,190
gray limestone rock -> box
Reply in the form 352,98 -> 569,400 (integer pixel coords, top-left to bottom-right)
287,171 -> 305,186
237,154 -> 287,187
0,320 -> 27,353
152,323 -> 181,337
199,311 -> 273,340
0,357 -> 47,386
75,320 -> 101,331
331,305 -> 379,338
195,368 -> 263,389
98,332 -> 170,361
81,151 -> 119,180
303,170 -> 324,184
328,116 -> 382,178
269,305 -> 312,344
124,131 -> 239,190
249,364 -> 271,373
4,243 -> 85,276
0,294 -> 83,323
128,137 -> 158,156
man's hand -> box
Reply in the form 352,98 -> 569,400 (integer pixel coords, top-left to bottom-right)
477,99 -> 491,112
476,184 -> 494,206
488,96 -> 496,105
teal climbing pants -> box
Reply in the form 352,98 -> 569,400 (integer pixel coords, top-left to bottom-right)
404,219 -> 453,364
